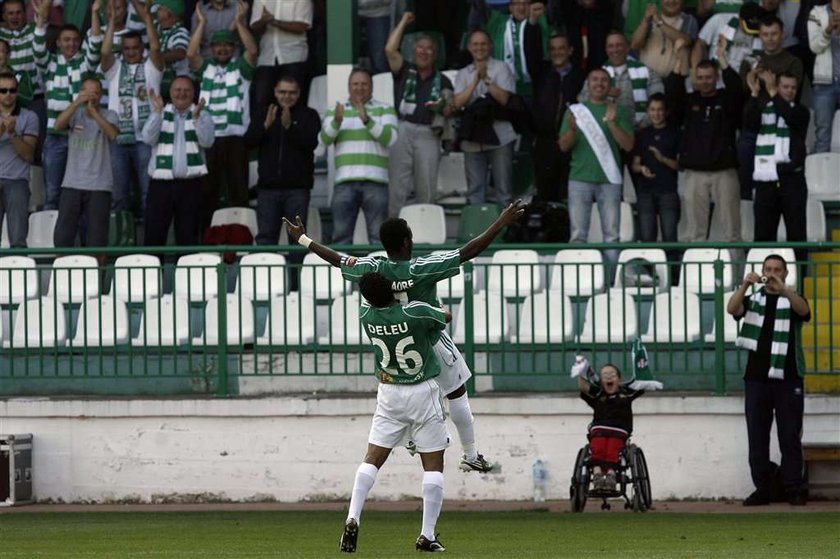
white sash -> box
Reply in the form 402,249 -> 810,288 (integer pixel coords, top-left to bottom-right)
569,103 -> 622,184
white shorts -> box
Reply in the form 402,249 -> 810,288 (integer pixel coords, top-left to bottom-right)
433,330 -> 472,396
368,379 -> 450,453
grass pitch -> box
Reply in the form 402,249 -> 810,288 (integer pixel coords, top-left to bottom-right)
0,510 -> 837,558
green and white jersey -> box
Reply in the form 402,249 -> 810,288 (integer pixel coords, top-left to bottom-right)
198,57 -> 255,137
360,300 -> 447,384
341,249 -> 460,306
0,23 -> 42,95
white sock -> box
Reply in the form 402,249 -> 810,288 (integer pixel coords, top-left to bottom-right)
421,471 -> 445,540
448,393 -> 478,460
347,463 -> 378,524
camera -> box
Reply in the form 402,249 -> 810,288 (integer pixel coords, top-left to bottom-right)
760,276 -> 768,284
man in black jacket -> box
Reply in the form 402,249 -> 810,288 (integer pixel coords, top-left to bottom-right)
530,33 -> 585,202
245,75 -> 321,246
674,41 -> 744,243
743,70 -> 808,259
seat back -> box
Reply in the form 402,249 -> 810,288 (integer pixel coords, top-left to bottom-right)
372,72 -> 395,106
399,203 -> 447,244
174,253 -> 222,302
239,253 -> 286,302
642,289 -> 702,343
210,207 -> 258,239
352,209 -> 369,245
27,210 -> 59,248
705,291 -> 740,343
49,255 -> 99,303
259,292 -> 316,345
457,203 -> 501,243
453,292 -> 510,344
550,249 -> 605,297
436,152 -> 467,198
72,296 -> 130,346
745,247 -> 797,286
615,248 -> 670,294
682,248 -> 733,294
198,294 -> 255,345
321,292 -> 364,344
579,291 -> 638,343
487,249 -> 542,297
805,152 -> 840,201
134,295 -> 190,346
300,253 -> 350,299
307,74 -> 327,119
11,296 -> 67,348
516,292 -> 574,343
0,256 -> 38,304
112,254 -> 161,302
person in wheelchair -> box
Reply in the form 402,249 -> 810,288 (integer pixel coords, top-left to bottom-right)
570,355 -> 660,492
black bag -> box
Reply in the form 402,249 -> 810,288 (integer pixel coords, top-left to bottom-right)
504,201 -> 570,243
457,95 -> 500,145
621,258 -> 660,288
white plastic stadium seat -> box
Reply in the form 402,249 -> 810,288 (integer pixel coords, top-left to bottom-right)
745,247 -> 797,287
832,108 -> 840,152
486,249 -> 542,298
399,203 -> 447,244
805,152 -> 840,202
578,291 -> 638,344
682,248 -> 733,295
9,296 -> 66,348
614,248 -> 670,295
705,291 -> 740,343
72,296 -> 130,347
307,74 -> 327,119
436,152 -> 467,198
134,295 -> 190,346
352,209 -> 369,245
550,249 -> 605,297
452,292 -> 510,344
49,255 -> 99,303
372,72 -> 395,106
0,256 -> 39,304
587,201 -> 634,242
26,210 -> 59,248
318,292 -> 364,345
174,253 -> 222,302
210,207 -> 258,240
300,253 -> 350,300
196,294 -> 255,345
431,251 -> 465,300
0,217 -> 8,248
257,292 -> 316,345
238,253 -> 286,302
740,199 -> 754,242
112,254 -> 161,302
278,205 -> 322,245
641,289 -> 702,343
515,292 -> 574,343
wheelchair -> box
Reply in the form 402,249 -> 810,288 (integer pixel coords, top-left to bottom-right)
569,440 -> 652,512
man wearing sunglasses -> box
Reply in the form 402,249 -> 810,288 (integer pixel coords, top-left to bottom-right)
0,72 -> 38,247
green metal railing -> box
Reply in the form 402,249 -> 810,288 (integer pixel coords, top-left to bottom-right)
0,241 -> 837,397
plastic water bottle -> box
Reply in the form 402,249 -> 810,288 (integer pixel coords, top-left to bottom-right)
532,459 -> 547,502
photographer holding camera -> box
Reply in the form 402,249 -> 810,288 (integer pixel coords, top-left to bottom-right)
727,254 -> 811,507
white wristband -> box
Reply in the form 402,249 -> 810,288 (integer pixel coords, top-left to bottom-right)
298,234 -> 313,248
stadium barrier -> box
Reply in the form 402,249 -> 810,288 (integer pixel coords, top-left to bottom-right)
0,241 -> 837,397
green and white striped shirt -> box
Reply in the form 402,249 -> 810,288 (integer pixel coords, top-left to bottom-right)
0,23 -> 42,96
198,57 -> 255,137
34,26 -> 102,135
158,23 -> 189,98
319,99 -> 398,185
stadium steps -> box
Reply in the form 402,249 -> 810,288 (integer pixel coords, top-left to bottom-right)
803,221 -> 840,391
811,252 -> 840,276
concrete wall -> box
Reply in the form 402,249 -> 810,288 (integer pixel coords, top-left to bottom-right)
1,394 -> 838,504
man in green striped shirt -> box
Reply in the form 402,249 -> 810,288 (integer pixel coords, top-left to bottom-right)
155,0 -> 189,99
319,67 -> 398,246
187,0 -> 257,234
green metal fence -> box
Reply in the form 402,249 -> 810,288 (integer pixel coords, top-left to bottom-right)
0,242 -> 837,396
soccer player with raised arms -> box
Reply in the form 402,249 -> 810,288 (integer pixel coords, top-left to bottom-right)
284,199 -> 526,473
339,272 -> 450,553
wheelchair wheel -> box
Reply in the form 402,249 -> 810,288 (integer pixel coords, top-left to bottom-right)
629,445 -> 652,512
570,444 -> 589,513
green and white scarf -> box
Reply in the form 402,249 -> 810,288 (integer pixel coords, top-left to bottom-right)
200,59 -> 245,136
753,100 -> 790,182
152,105 -> 207,179
736,289 -> 791,380
604,58 -> 650,124
116,60 -> 150,144
398,64 -> 441,116
503,17 -> 530,85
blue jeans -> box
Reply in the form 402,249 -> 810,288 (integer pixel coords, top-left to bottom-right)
636,190 -> 680,243
0,178 -> 31,247
256,188 -> 311,245
331,181 -> 388,245
111,141 -> 152,216
42,133 -> 68,210
568,179 -> 621,266
463,142 -> 514,206
811,82 -> 840,153
363,15 -> 391,74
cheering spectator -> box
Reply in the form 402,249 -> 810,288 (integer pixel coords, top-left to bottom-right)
191,0 -> 239,60
140,77 -> 214,246
0,0 -> 40,111
155,0 -> 190,99
188,0 -> 257,233
807,0 -> 840,153
100,0 -> 163,217
454,29 -> 517,206
0,39 -> 33,109
692,2 -> 765,73
34,0 -> 103,211
0,72 -> 38,248
385,12 -> 454,217
101,0 -> 136,54
630,0 -> 698,79
52,78 -> 119,250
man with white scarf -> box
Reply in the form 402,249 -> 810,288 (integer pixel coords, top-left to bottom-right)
742,69 -> 808,258
728,254 -> 810,507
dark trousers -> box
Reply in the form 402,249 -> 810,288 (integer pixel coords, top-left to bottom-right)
144,177 -> 204,247
202,136 -> 250,234
256,187 -> 311,291
737,130 -> 758,200
744,378 -> 805,493
636,189 -> 681,281
754,172 -> 808,264
532,136 -> 570,203
53,188 -> 112,248
250,63 -> 309,123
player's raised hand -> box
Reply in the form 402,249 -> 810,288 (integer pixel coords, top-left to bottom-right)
499,199 -> 527,225
281,215 -> 306,241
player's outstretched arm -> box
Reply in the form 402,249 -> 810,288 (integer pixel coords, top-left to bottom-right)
282,215 -> 344,267
458,199 -> 526,263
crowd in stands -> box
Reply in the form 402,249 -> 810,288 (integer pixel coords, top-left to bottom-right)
0,0 -> 837,267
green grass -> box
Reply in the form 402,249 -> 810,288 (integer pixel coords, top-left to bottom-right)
0,510 -> 838,558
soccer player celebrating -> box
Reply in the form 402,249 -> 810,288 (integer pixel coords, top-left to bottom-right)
340,272 -> 450,553
284,200 -> 526,473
